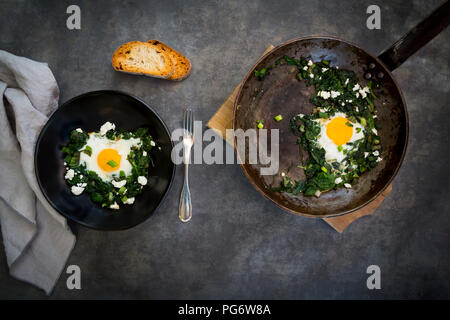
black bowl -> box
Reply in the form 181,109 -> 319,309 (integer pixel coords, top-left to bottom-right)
35,90 -> 175,230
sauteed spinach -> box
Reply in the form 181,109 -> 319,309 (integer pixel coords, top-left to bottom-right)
255,56 -> 382,196
62,125 -> 156,209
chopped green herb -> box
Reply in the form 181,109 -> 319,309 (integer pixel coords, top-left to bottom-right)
256,119 -> 264,129
107,159 -> 118,168
82,145 -> 92,156
274,114 -> 283,122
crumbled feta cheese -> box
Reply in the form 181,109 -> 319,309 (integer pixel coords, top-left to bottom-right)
281,172 -> 285,177
309,73 -> 314,78
356,86 -> 370,99
330,91 -> 340,98
373,115 -> 377,119
65,169 -> 75,181
64,162 -> 67,166
342,102 -> 345,106
307,60 -> 313,66
112,180 -> 126,188
76,182 -> 87,188
71,186 -> 84,195
376,157 -> 383,162
322,67 -> 328,72
353,84 -> 360,91
355,106 -> 359,112
356,92 -> 360,98
372,128 -> 378,135
99,121 -> 116,135
303,66 -> 308,71
345,78 -> 349,85
314,190 -> 321,197
124,197 -> 135,205
143,151 -> 147,156
150,141 -> 156,146
137,176 -> 147,186
318,91 -> 331,100
75,128 -> 83,133
110,202 -> 120,210
334,177 -> 343,184
298,113 -> 304,118
344,183 -> 352,189
364,152 -> 369,158
373,151 -> 380,156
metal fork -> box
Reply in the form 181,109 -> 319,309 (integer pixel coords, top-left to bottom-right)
179,109 -> 194,222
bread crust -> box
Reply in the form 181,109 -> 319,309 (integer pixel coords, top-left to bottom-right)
148,40 -> 192,81
111,41 -> 175,78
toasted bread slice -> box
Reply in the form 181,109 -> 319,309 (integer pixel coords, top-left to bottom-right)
111,41 -> 174,78
148,40 -> 191,81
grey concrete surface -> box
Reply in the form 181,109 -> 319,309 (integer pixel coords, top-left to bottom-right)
0,0 -> 449,299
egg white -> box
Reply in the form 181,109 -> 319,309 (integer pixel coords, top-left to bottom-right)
79,134 -> 142,182
314,112 -> 364,163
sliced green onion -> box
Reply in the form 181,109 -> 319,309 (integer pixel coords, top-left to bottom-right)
337,145 -> 343,152
107,159 -> 118,168
121,196 -> 128,203
321,166 -> 328,173
82,145 -> 92,156
69,156 -> 78,167
64,155 -> 71,164
345,121 -> 353,127
274,114 -> 283,122
118,186 -> 126,194
366,97 -> 374,112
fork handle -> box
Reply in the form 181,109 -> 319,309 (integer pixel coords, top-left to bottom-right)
179,153 -> 192,222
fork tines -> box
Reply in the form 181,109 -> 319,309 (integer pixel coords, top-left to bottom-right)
183,109 -> 194,136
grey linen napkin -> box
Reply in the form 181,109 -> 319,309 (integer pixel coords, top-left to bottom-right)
0,50 -> 75,294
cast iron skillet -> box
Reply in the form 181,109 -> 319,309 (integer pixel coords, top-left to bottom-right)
35,90 -> 175,230
233,2 -> 449,218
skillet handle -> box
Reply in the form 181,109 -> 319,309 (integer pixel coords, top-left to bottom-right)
378,1 -> 450,71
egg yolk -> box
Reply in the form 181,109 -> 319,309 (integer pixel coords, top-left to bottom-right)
97,149 -> 121,172
326,117 -> 353,146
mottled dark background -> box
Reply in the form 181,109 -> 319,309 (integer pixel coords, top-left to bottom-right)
0,0 -> 449,299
